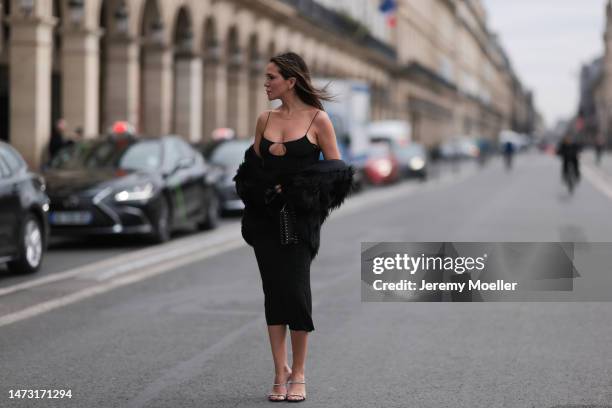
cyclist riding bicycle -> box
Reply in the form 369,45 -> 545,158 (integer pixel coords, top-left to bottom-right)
556,135 -> 581,188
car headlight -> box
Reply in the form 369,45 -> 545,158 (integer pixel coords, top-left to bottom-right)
409,157 -> 425,170
114,183 -> 155,202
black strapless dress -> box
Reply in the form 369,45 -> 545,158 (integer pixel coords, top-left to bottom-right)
254,133 -> 321,332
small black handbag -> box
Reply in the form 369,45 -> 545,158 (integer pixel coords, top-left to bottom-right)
279,203 -> 299,245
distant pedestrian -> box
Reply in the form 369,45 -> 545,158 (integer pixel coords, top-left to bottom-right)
64,126 -> 83,149
49,118 -> 67,160
502,141 -> 514,170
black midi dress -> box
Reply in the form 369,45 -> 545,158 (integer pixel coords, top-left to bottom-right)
254,112 -> 321,332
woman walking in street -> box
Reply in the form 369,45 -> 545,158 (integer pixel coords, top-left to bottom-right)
234,52 -> 354,402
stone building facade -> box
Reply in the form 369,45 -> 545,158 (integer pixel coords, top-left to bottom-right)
0,0 -> 534,168
581,57 -> 603,142
593,0 -> 612,144
393,0 -> 533,145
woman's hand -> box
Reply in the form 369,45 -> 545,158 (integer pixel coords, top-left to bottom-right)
275,184 -> 282,193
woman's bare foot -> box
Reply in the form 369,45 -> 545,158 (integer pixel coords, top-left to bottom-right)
268,365 -> 292,401
286,372 -> 306,402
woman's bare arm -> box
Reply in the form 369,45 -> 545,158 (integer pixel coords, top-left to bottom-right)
314,111 -> 341,160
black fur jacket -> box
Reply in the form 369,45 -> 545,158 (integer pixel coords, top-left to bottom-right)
232,145 -> 354,259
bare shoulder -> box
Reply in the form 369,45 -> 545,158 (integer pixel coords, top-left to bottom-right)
254,111 -> 273,158
313,109 -> 331,125
256,110 -> 273,126
255,110 -> 273,135
312,110 -> 335,139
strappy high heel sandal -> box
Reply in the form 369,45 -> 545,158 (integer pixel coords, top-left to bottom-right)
286,379 -> 306,402
267,382 -> 288,402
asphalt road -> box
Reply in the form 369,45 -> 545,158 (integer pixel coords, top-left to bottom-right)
1,151 -> 612,407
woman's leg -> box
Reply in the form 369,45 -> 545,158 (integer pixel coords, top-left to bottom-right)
287,330 -> 309,400
267,325 -> 292,400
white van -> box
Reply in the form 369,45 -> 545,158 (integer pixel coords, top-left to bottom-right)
367,120 -> 412,145
312,78 -> 371,158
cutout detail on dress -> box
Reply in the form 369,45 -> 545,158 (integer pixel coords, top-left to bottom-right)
261,111 -> 320,157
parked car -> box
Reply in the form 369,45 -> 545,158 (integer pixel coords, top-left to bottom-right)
0,141 -> 49,274
194,138 -> 252,213
369,137 -> 428,180
43,135 -> 219,243
363,141 -> 400,185
394,142 -> 428,180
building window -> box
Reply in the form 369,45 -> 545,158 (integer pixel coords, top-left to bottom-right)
439,56 -> 454,82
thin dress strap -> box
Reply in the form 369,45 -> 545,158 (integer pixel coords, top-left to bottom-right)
256,111 -> 272,158
305,110 -> 320,135
262,111 -> 272,134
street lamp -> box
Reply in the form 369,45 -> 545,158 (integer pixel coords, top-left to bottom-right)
114,1 -> 129,34
19,0 -> 34,17
68,0 -> 84,26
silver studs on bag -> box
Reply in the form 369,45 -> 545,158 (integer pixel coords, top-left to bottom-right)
280,204 -> 299,245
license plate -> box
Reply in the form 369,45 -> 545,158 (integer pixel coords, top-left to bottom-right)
50,211 -> 93,225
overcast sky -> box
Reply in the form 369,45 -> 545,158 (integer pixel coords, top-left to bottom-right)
482,0 -> 608,127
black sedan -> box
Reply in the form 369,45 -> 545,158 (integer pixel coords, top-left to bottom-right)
44,135 -> 219,243
194,138 -> 252,213
0,142 -> 49,274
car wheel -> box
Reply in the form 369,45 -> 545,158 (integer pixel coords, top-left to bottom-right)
7,213 -> 44,274
198,192 -> 219,231
151,198 -> 171,244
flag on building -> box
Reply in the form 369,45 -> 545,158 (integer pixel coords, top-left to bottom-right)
379,0 -> 397,27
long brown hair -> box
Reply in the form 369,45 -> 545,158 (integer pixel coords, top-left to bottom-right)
270,52 -> 333,110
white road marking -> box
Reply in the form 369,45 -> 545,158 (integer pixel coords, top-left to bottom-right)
0,223 -> 238,297
583,164 -> 612,202
0,239 -> 244,328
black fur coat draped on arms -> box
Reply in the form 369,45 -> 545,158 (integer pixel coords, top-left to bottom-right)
232,145 -> 355,260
